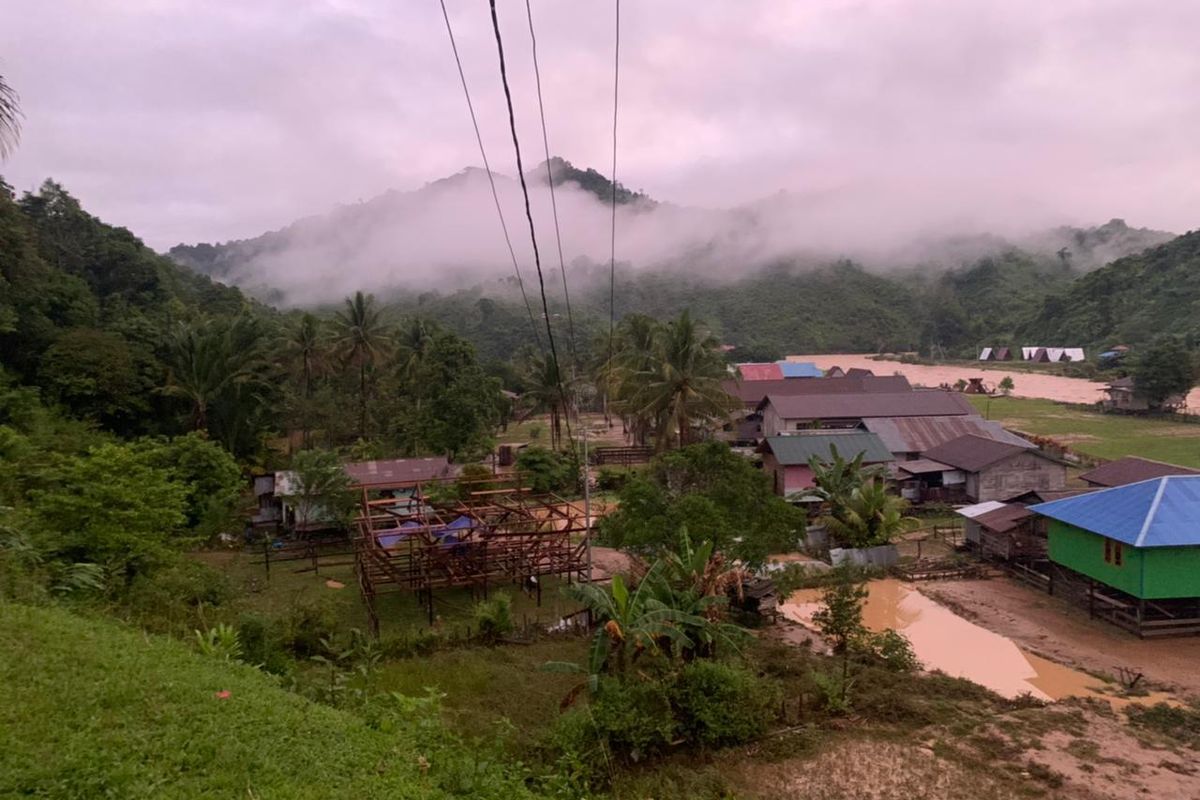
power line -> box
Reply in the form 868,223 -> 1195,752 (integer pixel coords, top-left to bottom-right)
523,0 -> 578,369
437,0 -> 543,353
488,0 -> 573,447
606,0 -> 621,371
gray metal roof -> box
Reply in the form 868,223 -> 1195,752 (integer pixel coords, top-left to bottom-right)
723,374 -> 912,406
762,432 -> 894,466
762,390 -> 974,421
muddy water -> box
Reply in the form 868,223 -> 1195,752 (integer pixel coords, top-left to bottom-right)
789,353 -> 1200,410
781,579 -> 1174,706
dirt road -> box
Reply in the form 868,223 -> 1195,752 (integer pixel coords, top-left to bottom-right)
925,578 -> 1200,695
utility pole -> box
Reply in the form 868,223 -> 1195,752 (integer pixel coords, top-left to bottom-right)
582,398 -> 593,583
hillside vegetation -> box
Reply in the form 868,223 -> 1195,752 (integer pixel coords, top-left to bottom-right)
0,603 -> 539,799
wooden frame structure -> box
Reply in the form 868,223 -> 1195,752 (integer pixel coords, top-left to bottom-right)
354,478 -> 591,635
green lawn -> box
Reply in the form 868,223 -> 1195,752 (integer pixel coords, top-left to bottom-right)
968,396 -> 1200,467
0,603 -> 540,799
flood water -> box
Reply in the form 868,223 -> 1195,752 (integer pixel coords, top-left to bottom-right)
781,579 -> 1174,707
790,353 -> 1200,410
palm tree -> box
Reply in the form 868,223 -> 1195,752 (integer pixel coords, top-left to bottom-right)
333,291 -> 392,438
820,478 -> 916,549
0,74 -> 21,160
163,317 -> 267,436
521,349 -> 573,449
634,311 -> 737,451
605,314 -> 662,443
282,313 -> 326,445
395,317 -> 436,392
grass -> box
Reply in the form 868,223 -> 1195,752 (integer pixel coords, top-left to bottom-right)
967,395 -> 1200,467
0,603 -> 540,799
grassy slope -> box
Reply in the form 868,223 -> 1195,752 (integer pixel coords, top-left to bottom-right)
968,396 -> 1200,467
0,603 -> 537,799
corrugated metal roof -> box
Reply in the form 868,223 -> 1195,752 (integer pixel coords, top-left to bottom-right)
778,361 -> 823,378
1079,457 -> 1200,488
862,415 -> 1033,454
723,375 -> 912,406
895,458 -> 955,475
736,363 -> 785,381
958,500 -> 1008,519
762,432 -> 894,465
1031,476 -> 1200,547
344,457 -> 457,487
763,391 -> 974,421
923,434 -> 1035,472
974,504 -> 1034,534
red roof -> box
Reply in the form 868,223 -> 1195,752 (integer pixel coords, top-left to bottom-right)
736,362 -> 785,381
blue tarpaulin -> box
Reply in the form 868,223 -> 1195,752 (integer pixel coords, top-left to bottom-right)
376,515 -> 480,549
778,361 -> 823,378
1031,476 -> 1200,548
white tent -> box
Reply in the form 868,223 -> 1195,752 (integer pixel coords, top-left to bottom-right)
1063,348 -> 1086,362
1021,346 -> 1040,360
978,347 -> 994,361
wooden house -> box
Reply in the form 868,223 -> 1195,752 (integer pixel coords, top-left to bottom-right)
759,431 -> 893,497
1032,477 -> 1200,634
759,390 -> 973,436
922,434 -> 1065,502
1079,456 -> 1200,488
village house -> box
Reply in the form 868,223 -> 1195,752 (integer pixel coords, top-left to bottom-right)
758,431 -> 894,497
920,433 -> 1065,502
1032,476 -> 1200,634
735,360 -> 823,380
1102,377 -> 1186,412
1078,456 -> 1200,488
758,390 -> 974,437
861,414 -> 1033,461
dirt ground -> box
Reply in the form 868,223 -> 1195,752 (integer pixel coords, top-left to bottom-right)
588,545 -> 637,582
924,578 -> 1200,696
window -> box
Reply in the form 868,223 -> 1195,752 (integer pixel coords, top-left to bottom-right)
1103,538 -> 1124,566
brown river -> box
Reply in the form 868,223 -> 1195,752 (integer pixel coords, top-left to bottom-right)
782,580 -> 1175,707
789,353 -> 1200,409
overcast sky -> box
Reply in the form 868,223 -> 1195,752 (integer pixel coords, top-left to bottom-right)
2,0 -> 1198,251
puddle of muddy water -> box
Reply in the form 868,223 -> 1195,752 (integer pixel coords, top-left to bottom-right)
781,579 -> 1175,707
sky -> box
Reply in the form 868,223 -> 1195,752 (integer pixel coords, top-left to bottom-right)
2,0 -> 1199,253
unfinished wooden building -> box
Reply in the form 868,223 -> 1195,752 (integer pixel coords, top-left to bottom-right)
354,479 -> 591,635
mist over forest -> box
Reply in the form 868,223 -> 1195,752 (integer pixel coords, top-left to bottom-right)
167,157 -> 1175,308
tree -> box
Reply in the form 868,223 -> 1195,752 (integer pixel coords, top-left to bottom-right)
998,375 -> 1014,396
281,313 -> 327,445
0,73 -> 21,160
282,449 -> 356,531
807,445 -> 882,510
812,567 -> 869,654
1133,340 -> 1195,410
39,328 -> 147,430
334,291 -> 392,438
820,478 -> 914,549
600,442 -> 804,566
514,446 -> 574,494
30,442 -> 189,587
520,349 -> 572,450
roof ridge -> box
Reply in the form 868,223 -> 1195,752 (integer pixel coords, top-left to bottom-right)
1134,477 -> 1171,548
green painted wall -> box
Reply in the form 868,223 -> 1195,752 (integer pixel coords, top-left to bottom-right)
1047,521 -> 1144,597
1047,520 -> 1200,599
1141,547 -> 1200,599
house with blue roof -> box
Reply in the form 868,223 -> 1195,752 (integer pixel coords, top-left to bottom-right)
1032,475 -> 1200,602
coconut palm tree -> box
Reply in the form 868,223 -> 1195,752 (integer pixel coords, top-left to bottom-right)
333,291 -> 392,438
520,349 -> 573,449
163,317 -> 268,437
395,317 -> 436,389
283,313 -> 325,398
0,74 -> 21,160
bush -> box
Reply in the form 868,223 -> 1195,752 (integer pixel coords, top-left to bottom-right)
542,708 -> 612,795
472,592 -> 514,644
672,661 -> 780,746
378,628 -> 444,659
595,466 -> 635,492
515,446 -> 575,494
855,629 -> 920,673
125,559 -> 233,632
235,612 -> 293,674
279,596 -> 339,658
589,677 -> 677,762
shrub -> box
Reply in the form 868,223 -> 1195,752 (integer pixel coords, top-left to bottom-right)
379,628 -> 443,659
672,661 -> 780,746
856,629 -> 920,672
542,708 -> 612,795
516,446 -> 575,494
472,592 -> 514,644
589,677 -> 677,762
125,558 -> 233,632
596,466 -> 634,492
235,612 -> 292,674
280,596 -> 339,658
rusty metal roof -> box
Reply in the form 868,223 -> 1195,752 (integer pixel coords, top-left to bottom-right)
762,390 -> 973,421
343,457 -> 458,488
1078,456 -> 1200,488
862,415 -> 1034,455
923,434 -> 1035,472
724,374 -> 912,406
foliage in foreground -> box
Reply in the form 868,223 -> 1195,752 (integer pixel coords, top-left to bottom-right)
0,603 -> 542,800
599,442 -> 804,565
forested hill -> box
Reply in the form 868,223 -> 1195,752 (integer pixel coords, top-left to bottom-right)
0,178 -> 266,439
1020,227 -> 1200,348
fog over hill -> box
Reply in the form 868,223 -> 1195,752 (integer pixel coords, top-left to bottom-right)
167,159 -> 1174,306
